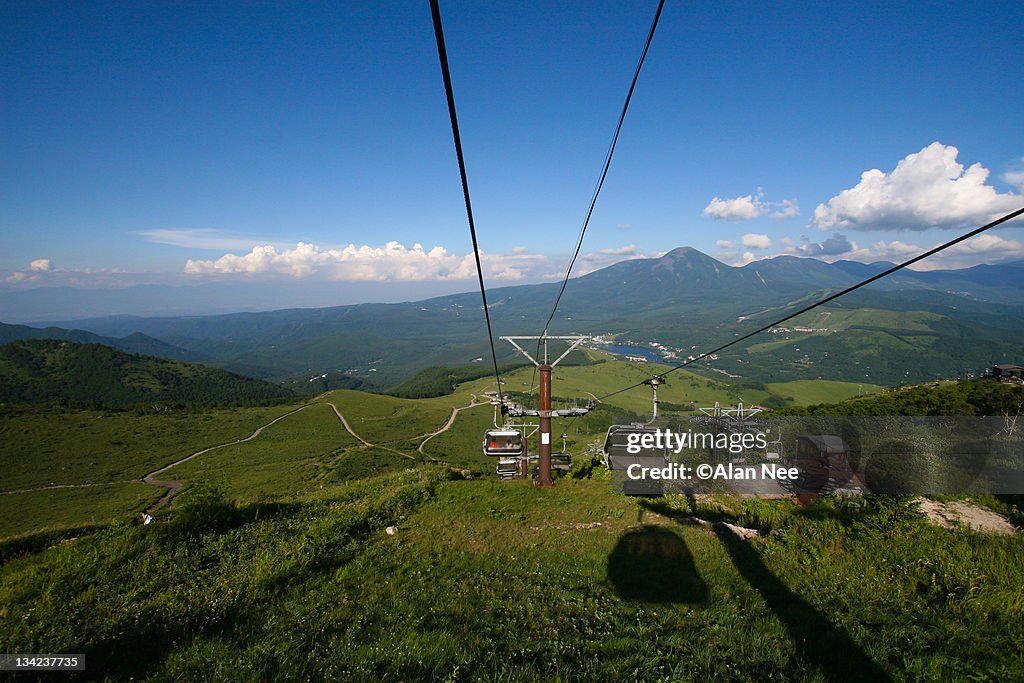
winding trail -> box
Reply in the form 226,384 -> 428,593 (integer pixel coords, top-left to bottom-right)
417,398 -> 488,454
325,402 -> 417,461
6,395 -> 485,515
142,404 -> 313,512
325,403 -> 372,447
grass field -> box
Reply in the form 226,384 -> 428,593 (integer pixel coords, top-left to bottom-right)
764,379 -> 881,405
0,483 -> 163,539
161,403 -> 365,502
0,468 -> 1020,680
0,358 -> 882,540
456,358 -> 879,416
313,390 -> 461,444
0,405 -> 291,491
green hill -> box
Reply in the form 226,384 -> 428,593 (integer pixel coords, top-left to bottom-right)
1,467 -> 1021,680
0,339 -> 295,409
1,370 -> 1023,678
771,378 -> 1024,416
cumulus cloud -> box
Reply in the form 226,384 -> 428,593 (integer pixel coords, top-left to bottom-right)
770,199 -> 800,220
4,271 -> 40,284
3,264 -> 134,288
741,233 -> 772,249
184,240 -> 666,283
186,241 -> 514,281
715,239 -> 737,249
554,246 -> 664,278
703,190 -> 800,221
1006,171 -> 1024,192
598,245 -> 640,256
813,142 -> 1024,231
912,233 -> 1024,270
786,234 -> 855,257
703,194 -> 763,221
770,230 -> 1024,270
5,258 -> 52,284
1004,157 -> 1024,192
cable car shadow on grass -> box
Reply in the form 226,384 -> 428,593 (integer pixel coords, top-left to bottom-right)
637,500 -> 892,682
606,525 -> 708,604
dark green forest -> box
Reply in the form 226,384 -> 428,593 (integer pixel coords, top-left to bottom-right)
0,340 -> 295,410
772,379 -> 1024,417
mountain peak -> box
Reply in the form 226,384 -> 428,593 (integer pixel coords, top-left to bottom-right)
663,246 -> 713,260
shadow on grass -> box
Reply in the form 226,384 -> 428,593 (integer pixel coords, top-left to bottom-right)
607,524 -> 708,603
641,501 -> 892,682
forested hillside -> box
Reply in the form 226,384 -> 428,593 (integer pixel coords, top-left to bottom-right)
0,340 -> 294,409
771,379 -> 1024,416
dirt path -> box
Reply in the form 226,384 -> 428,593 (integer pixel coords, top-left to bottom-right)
0,481 -> 135,496
417,399 -> 487,454
8,397 -> 486,515
325,402 -> 418,461
325,402 -> 372,446
142,404 -> 314,512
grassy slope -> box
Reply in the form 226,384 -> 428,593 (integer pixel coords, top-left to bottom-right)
457,355 -> 879,415
0,405 -> 290,492
0,469 -> 1020,681
0,360 -> 880,539
0,483 -> 163,539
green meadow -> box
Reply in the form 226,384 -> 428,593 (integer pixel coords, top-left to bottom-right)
0,361 -> 882,541
0,469 -> 1020,680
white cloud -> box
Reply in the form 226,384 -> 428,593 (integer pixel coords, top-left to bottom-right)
780,234 -> 855,258
553,246 -> 664,278
813,142 -> 1024,231
4,258 -> 52,283
772,231 -> 1024,270
598,245 -> 640,256
184,240 -> 667,283
703,190 -> 799,222
1004,157 -> 1024,192
1006,170 -> 1024,192
912,233 -> 1024,270
185,241 -> 504,281
770,199 -> 800,220
741,233 -> 772,250
2,265 -> 134,289
4,271 -> 40,284
715,239 -> 737,249
703,194 -> 763,221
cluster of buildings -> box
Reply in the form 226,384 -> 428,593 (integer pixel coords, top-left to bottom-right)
991,364 -> 1024,383
768,326 -> 830,334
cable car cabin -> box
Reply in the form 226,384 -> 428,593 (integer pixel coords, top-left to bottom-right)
495,458 -> 519,480
550,452 -> 572,473
483,429 -> 524,457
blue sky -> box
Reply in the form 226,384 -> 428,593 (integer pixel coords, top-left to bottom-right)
2,0 -> 1022,312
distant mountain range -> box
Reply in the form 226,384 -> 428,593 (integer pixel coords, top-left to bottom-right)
3,249 -> 1022,388
0,322 -> 195,360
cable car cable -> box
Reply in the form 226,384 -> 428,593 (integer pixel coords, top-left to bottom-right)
594,206 -> 1024,403
536,0 -> 666,356
430,0 -> 505,406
